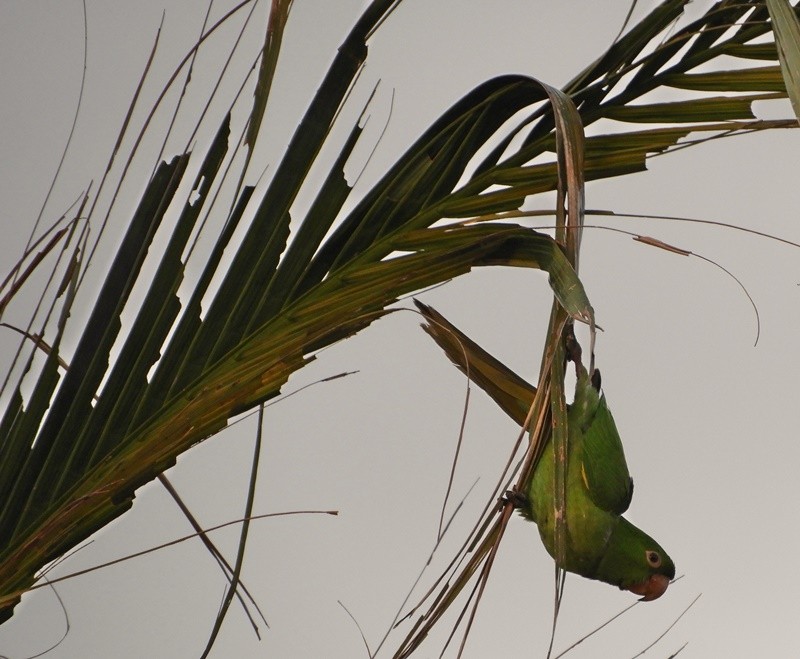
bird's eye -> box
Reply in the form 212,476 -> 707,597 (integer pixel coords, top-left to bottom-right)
646,550 -> 662,568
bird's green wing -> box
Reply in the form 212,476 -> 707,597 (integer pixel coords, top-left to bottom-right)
569,365 -> 633,515
417,299 -> 632,513
415,300 -> 536,427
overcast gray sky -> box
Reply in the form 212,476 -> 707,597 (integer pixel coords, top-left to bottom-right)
1,2 -> 800,657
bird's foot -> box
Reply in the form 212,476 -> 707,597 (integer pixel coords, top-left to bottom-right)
501,488 -> 529,511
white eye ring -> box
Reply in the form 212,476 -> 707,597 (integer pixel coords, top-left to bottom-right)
646,550 -> 662,568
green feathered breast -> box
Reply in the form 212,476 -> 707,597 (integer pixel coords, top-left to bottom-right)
416,301 -> 675,600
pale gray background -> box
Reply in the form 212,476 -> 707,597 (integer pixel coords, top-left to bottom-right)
1,1 -> 799,657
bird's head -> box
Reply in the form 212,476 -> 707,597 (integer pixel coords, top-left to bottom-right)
596,517 -> 675,601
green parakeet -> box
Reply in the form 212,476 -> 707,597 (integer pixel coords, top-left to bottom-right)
415,300 -> 675,601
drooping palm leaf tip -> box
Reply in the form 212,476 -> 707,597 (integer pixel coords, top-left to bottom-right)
0,0 -> 795,626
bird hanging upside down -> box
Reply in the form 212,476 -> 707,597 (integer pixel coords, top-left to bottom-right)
415,300 -> 675,601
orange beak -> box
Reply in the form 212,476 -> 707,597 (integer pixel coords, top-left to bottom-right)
627,573 -> 670,601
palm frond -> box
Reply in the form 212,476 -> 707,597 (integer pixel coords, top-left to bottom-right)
0,0 -> 796,635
